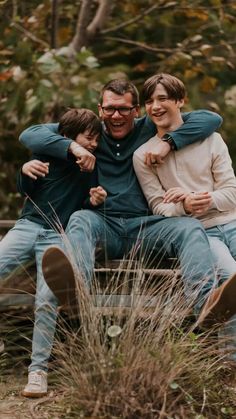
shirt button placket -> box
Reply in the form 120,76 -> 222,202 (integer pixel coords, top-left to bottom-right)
116,143 -> 120,156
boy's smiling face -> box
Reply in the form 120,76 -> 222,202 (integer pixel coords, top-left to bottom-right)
75,130 -> 100,153
145,83 -> 184,137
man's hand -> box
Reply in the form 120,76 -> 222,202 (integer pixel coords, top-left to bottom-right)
89,186 -> 107,206
69,142 -> 95,172
163,187 -> 189,203
22,160 -> 49,180
183,192 -> 213,216
145,141 -> 171,166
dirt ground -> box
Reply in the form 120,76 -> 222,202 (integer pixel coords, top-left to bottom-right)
0,309 -> 62,419
0,371 -> 60,419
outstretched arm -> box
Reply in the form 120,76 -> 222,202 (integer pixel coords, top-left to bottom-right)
19,123 -> 95,172
19,123 -> 71,160
145,110 -> 223,165
170,110 -> 222,150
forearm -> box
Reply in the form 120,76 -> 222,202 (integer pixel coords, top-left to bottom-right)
19,123 -> 72,160
139,176 -> 187,217
133,153 -> 187,217
211,188 -> 236,212
168,110 -> 222,150
152,200 -> 186,217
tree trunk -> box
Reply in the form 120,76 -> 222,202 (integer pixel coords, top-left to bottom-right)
51,0 -> 60,49
69,0 -> 111,53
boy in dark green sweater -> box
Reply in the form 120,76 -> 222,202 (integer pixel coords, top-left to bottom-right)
0,108 -> 106,398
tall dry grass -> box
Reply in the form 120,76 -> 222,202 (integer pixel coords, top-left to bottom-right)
1,212 -> 235,416
50,254 -> 236,419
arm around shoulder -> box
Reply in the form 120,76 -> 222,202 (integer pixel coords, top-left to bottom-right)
169,110 -> 223,150
19,123 -> 72,160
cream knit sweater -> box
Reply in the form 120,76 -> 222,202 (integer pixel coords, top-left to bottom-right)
133,132 -> 236,229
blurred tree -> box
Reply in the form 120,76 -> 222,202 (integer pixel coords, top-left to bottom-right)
0,0 -> 236,217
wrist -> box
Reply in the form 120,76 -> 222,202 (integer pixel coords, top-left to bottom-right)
162,134 -> 176,150
183,195 -> 192,214
69,142 -> 83,156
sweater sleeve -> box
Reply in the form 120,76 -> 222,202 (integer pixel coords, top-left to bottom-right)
169,110 -> 223,150
16,169 -> 38,197
133,151 -> 187,217
210,134 -> 236,211
19,123 -> 73,160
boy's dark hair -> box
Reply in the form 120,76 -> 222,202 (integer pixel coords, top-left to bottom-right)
100,79 -> 139,106
142,73 -> 186,103
58,108 -> 102,140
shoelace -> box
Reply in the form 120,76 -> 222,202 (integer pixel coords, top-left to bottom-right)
29,373 -> 43,385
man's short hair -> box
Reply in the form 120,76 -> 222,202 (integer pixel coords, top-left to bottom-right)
100,79 -> 139,106
58,108 -> 102,140
142,73 -> 186,103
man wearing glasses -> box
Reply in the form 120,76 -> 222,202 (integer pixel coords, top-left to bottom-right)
19,78 -> 222,396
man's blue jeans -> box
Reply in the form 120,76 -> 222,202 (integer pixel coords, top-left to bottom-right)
207,221 -> 236,362
0,218 -> 60,372
66,210 -> 217,312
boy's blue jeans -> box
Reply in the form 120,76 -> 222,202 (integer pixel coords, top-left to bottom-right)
0,218 -> 60,372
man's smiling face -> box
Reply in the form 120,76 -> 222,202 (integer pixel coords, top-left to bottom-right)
98,91 -> 139,140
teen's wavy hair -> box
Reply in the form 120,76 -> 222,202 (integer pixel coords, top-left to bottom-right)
142,73 -> 186,103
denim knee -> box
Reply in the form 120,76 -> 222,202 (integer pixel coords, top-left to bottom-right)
66,210 -> 104,240
168,217 -> 208,252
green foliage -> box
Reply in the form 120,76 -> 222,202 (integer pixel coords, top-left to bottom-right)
1,0 -> 236,217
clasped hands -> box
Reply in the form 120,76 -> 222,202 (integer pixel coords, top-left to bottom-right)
163,187 -> 213,216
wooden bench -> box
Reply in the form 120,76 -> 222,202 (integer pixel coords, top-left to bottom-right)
0,220 -> 181,313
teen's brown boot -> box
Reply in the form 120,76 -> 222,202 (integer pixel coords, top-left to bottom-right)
197,272 -> 236,329
42,246 -> 78,313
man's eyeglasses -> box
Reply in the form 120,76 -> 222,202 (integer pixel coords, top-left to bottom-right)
101,106 -> 136,116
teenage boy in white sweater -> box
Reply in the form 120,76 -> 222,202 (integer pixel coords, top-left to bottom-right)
133,74 -> 236,352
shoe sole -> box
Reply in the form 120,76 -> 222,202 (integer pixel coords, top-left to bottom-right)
21,390 -> 47,398
198,272 -> 236,328
42,246 -> 78,310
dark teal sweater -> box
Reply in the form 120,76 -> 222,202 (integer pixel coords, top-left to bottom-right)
17,154 -> 93,229
19,112 -> 222,218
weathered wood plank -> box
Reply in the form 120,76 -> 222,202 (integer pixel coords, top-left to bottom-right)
0,220 -> 180,310
0,220 -> 15,228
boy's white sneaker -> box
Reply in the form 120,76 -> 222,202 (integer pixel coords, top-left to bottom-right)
22,370 -> 48,398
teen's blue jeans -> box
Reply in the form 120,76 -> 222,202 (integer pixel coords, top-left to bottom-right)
66,210 -> 217,312
207,221 -> 236,362
0,219 -> 60,372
